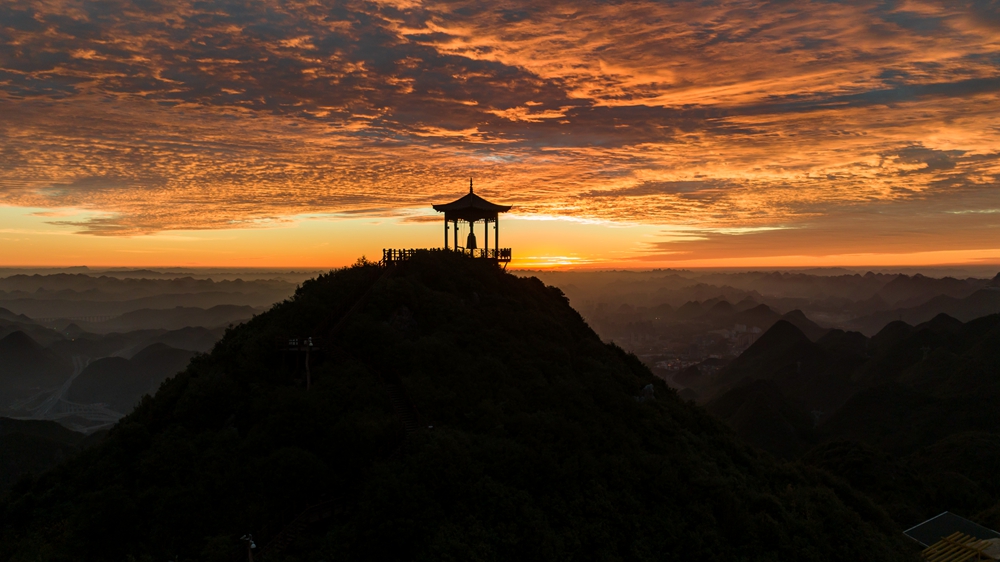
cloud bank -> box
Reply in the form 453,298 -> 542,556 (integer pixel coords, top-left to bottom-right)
0,0 -> 998,261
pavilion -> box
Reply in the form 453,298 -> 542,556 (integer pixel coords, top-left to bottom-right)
432,179 -> 512,264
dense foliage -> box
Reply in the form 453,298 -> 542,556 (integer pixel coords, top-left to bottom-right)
0,252 -> 916,561
0,419 -> 101,493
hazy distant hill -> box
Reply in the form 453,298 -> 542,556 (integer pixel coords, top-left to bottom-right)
0,272 -> 295,321
0,294 -> 269,320
696,320 -> 863,415
873,274 -> 985,307
714,271 -> 892,301
0,308 -> 32,324
49,326 -> 224,359
0,331 -> 72,413
0,253 -> 913,562
709,311 -> 1000,452
532,269 -> 998,344
0,273 -> 294,299
849,288 -> 1000,335
824,312 -> 1000,453
0,308 -> 65,347
779,309 -> 829,340
66,344 -> 196,412
69,304 -> 259,333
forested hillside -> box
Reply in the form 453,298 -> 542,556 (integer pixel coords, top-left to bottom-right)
0,252 -> 916,561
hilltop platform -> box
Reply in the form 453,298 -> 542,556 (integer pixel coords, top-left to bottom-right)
382,248 -> 511,266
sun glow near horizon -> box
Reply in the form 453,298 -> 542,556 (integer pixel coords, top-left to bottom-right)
3,205 -> 999,272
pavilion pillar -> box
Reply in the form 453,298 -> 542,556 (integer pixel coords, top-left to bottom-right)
444,219 -> 449,249
495,218 -> 499,254
484,219 -> 489,257
453,219 -> 459,250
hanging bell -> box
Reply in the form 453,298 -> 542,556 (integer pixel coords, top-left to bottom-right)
466,229 -> 478,250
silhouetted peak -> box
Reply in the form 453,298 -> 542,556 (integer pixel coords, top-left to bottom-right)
817,328 -> 868,355
131,342 -> 196,366
754,320 -> 810,348
916,313 -> 963,334
0,330 -> 42,352
131,342 -> 179,360
857,293 -> 888,306
869,320 -> 914,350
778,310 -> 827,340
0,308 -> 34,323
62,323 -> 88,337
992,272 -> 1000,286
740,304 -> 778,318
675,300 -> 704,318
817,328 -> 845,343
781,309 -> 809,322
652,302 -> 673,314
708,300 -> 734,313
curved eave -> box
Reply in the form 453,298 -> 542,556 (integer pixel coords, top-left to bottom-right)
432,192 -> 512,213
432,203 -> 512,213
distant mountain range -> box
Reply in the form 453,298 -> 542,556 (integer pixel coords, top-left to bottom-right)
66,343 -> 197,413
0,271 -> 287,436
536,269 -> 1000,340
700,310 -> 1000,530
848,287 -> 1000,335
0,304 -> 243,428
0,272 -> 295,319
0,330 -> 73,403
64,304 -> 259,333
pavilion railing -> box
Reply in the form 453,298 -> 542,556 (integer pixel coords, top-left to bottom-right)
454,248 -> 512,261
381,248 -> 512,264
382,248 -> 420,264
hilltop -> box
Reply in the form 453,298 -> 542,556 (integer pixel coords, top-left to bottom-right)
0,252 -> 914,561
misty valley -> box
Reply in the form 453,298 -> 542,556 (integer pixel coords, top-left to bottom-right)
0,269 -> 309,433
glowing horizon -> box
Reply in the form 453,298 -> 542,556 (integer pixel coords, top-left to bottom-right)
1,1 -> 999,269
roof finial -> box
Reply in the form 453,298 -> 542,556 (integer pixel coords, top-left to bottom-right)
469,177 -> 473,193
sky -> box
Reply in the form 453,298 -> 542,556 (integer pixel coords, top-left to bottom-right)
1,0 -> 999,268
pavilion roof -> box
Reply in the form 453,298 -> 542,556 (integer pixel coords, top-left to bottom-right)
433,187 -> 512,214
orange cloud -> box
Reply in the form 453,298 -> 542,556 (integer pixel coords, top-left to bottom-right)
0,0 -> 997,266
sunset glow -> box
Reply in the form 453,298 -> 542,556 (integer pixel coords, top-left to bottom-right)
2,0 -> 999,268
